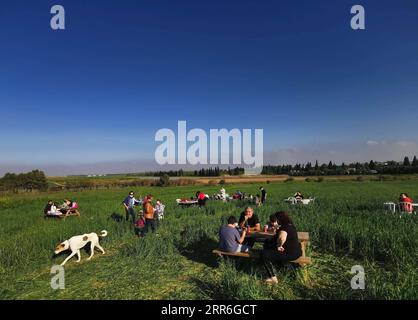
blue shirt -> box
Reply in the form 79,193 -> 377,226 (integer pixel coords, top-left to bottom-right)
219,225 -> 240,253
122,196 -> 141,208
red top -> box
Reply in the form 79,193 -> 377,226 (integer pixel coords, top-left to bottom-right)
402,197 -> 413,203
198,193 -> 205,200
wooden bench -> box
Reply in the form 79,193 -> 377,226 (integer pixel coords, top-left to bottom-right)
212,231 -> 312,267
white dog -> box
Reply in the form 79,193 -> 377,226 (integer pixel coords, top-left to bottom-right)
54,230 -> 108,266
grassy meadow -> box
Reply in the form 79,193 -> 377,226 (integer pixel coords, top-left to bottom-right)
0,180 -> 417,300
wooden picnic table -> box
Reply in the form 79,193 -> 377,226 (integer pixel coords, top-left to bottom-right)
212,231 -> 311,266
245,231 -> 309,241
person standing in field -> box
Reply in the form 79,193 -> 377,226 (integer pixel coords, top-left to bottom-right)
143,194 -> 156,234
260,187 -> 267,204
294,191 -> 304,200
122,191 -> 140,223
261,211 -> 302,284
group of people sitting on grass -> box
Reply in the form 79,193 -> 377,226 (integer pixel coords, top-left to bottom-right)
218,207 -> 301,284
122,191 -> 165,237
43,199 -> 80,217
206,187 -> 267,207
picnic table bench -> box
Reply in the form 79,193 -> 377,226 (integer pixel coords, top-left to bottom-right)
212,231 -> 312,267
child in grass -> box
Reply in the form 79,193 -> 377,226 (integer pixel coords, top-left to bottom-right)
134,212 -> 146,237
154,200 -> 165,220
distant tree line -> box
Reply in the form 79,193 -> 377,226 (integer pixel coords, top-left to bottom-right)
142,166 -> 244,177
141,157 -> 418,177
0,170 -> 48,193
1,156 -> 417,193
262,156 -> 418,176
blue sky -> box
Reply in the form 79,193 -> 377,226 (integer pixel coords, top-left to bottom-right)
1,0 -> 418,175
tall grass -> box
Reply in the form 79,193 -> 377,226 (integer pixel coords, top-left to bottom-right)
0,181 -> 417,299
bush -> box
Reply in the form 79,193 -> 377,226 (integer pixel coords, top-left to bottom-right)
316,177 -> 324,182
284,177 -> 294,183
158,174 -> 170,187
219,179 -> 226,186
207,179 -> 218,186
356,176 -> 365,182
305,178 -> 313,182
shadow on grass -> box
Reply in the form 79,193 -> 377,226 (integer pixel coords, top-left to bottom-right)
177,234 -> 267,275
177,235 -> 219,268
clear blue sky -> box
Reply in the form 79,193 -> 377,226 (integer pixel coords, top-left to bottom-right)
1,0 -> 418,175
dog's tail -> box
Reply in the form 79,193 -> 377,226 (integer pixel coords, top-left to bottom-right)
99,230 -> 108,238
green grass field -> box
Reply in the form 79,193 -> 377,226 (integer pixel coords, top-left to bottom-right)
1,180 -> 417,300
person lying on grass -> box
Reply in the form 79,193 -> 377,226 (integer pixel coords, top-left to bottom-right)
238,207 -> 261,248
262,211 -> 302,285
219,216 -> 250,253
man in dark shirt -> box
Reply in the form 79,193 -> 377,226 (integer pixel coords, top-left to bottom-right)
238,207 -> 261,247
260,187 -> 267,204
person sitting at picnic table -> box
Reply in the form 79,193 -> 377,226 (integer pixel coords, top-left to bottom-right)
399,193 -> 414,214
264,214 -> 279,233
294,191 -> 304,200
219,216 -> 250,253
44,200 -> 62,216
261,211 -> 302,284
155,199 -> 165,220
143,195 -> 157,234
59,199 -> 80,216
238,207 -> 261,247
122,191 -> 141,223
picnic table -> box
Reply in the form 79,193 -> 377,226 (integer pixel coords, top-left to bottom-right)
212,231 -> 311,266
